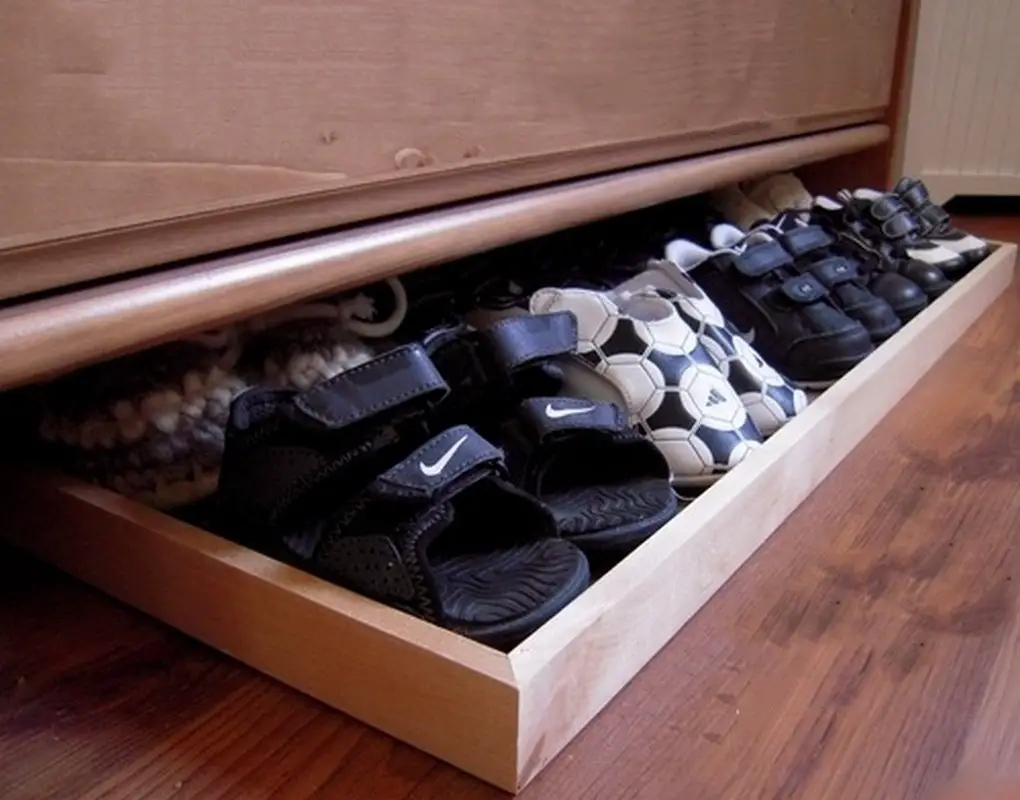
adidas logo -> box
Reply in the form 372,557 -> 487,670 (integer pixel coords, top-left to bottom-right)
706,388 -> 727,406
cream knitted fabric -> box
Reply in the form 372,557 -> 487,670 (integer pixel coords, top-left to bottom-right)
33,280 -> 396,510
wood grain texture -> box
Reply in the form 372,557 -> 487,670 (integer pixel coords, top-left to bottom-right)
1,215 -> 1020,795
0,111 -> 884,304
0,0 -> 901,293
0,124 -> 889,392
509,244 -> 1015,788
2,218 -> 1019,798
3,244 -> 1005,794
0,474 -> 519,792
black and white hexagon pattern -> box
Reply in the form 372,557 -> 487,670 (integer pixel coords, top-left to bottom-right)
529,287 -> 763,487
652,278 -> 808,436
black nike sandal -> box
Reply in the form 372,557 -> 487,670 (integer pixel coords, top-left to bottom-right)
423,313 -> 677,553
213,344 -> 588,647
344,424 -> 589,647
498,396 -> 678,553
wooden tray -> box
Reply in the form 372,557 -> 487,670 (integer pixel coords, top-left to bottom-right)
2,243 -> 1014,793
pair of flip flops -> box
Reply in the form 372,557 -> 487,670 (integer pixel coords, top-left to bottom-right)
213,317 -> 675,648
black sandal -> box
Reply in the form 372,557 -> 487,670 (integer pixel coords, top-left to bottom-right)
498,396 -> 678,553
213,344 -> 589,647
423,313 -> 677,553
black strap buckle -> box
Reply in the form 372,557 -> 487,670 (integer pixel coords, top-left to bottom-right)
779,274 -> 827,304
294,344 -> 448,429
809,257 -> 858,288
781,225 -> 834,258
730,242 -> 793,278
485,312 -> 578,373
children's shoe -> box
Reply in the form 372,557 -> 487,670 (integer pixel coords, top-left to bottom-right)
665,228 -> 873,390
893,177 -> 991,270
614,262 -> 807,437
527,287 -> 763,487
213,344 -> 590,648
423,315 -> 678,554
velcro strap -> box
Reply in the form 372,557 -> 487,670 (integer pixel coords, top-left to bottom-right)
294,344 -> 447,429
898,180 -> 931,209
730,241 -> 793,278
779,274 -> 827,304
921,204 -> 951,227
370,425 -> 503,501
519,397 -> 627,439
781,225 -> 834,258
880,212 -> 918,241
868,195 -> 907,221
485,312 -> 578,371
808,257 -> 857,288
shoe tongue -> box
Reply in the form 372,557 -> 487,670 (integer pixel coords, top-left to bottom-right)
709,223 -> 750,250
816,194 -> 845,211
853,187 -> 886,202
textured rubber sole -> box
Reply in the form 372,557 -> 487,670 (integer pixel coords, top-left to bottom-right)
545,479 -> 679,553
435,537 -> 590,649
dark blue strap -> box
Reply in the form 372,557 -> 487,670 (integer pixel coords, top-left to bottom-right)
779,274 -> 827,304
730,241 -> 793,278
898,179 -> 931,209
519,396 -> 628,439
808,257 -> 858,288
294,344 -> 448,429
781,225 -> 834,258
485,312 -> 578,372
370,425 -> 503,501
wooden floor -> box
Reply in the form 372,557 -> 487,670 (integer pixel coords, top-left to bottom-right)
2,215 -> 1020,800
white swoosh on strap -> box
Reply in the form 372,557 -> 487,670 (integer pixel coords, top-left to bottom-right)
545,403 -> 595,419
419,434 -> 469,477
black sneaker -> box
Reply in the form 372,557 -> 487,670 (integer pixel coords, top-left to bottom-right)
754,212 -> 929,323
769,223 -> 901,343
212,343 -> 590,647
665,226 -> 873,389
812,194 -> 953,300
893,177 -> 992,270
821,191 -> 967,279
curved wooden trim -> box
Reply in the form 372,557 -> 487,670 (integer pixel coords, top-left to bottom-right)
0,124 -> 889,390
0,112 -> 884,301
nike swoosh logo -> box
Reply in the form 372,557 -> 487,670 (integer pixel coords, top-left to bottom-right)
419,434 -> 469,477
545,403 -> 595,419
737,327 -> 756,345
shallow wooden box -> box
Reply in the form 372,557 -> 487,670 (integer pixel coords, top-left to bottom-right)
2,244 -> 1015,793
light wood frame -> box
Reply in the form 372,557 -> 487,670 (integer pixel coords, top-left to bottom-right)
2,244 -> 1014,793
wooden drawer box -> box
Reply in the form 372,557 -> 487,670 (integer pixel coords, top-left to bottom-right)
0,0 -> 903,300
3,243 -> 1013,793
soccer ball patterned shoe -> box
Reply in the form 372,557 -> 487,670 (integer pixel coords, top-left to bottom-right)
529,286 -> 763,487
665,228 -> 874,390
893,177 -> 991,272
614,263 -> 807,437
